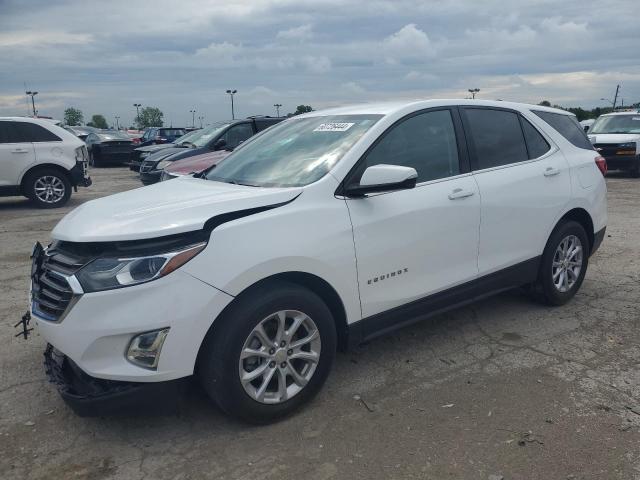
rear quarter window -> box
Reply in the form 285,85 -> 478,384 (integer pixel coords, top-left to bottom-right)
533,110 -> 593,150
0,121 -> 25,143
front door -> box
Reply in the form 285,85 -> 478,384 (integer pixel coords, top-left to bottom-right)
0,121 -> 36,187
345,108 -> 481,319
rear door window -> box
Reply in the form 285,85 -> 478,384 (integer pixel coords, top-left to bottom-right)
533,110 -> 593,150
13,122 -> 61,142
463,108 -> 528,169
221,123 -> 254,149
0,121 -> 25,143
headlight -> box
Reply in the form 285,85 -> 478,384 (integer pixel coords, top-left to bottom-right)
157,159 -> 172,169
75,242 -> 206,292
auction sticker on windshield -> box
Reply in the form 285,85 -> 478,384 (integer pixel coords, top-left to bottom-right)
314,123 -> 355,132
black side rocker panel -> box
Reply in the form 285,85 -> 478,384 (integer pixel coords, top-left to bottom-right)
591,227 -> 606,257
348,256 -> 541,346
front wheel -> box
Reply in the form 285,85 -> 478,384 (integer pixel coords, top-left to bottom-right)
24,168 -> 72,208
198,281 -> 336,423
533,220 -> 589,305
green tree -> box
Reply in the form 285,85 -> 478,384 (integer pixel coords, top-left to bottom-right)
292,105 -> 313,116
136,107 -> 164,128
87,114 -> 108,129
63,107 -> 84,126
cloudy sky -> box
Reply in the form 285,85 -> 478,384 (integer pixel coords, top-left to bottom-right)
0,0 -> 638,127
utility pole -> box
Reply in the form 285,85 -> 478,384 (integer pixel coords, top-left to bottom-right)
274,103 -> 282,117
26,91 -> 38,116
189,109 -> 196,128
612,84 -> 620,110
198,116 -> 204,128
468,88 -> 480,99
133,103 -> 142,127
115,116 -> 120,130
226,89 -> 237,119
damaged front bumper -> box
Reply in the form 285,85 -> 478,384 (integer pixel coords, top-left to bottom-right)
43,344 -> 186,416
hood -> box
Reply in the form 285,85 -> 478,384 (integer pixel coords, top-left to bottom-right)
165,150 -> 231,175
146,146 -> 204,163
588,133 -> 640,144
136,143 -> 179,153
52,177 -> 302,242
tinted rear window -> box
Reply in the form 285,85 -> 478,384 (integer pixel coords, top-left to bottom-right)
464,108 -> 528,169
255,119 -> 282,132
13,122 -> 62,142
533,111 -> 593,150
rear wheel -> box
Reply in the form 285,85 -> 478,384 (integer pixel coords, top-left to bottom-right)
89,149 -> 100,167
629,158 -> 640,178
24,168 -> 71,208
198,281 -> 336,423
533,220 -> 589,305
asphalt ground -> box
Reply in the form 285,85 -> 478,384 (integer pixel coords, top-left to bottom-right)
1,167 -> 639,479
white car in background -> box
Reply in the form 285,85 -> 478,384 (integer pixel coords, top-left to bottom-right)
30,100 -> 606,422
587,110 -> 640,177
0,117 -> 91,207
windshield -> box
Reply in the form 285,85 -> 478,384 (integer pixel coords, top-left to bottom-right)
589,115 -> 640,134
173,129 -> 201,145
98,131 -> 130,141
206,115 -> 382,187
184,122 -> 231,147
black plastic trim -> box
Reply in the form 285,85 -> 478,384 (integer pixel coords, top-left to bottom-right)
591,227 -> 606,256
348,256 -> 541,346
0,185 -> 21,196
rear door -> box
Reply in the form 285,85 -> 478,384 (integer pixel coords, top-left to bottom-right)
0,121 -> 36,187
460,107 -> 571,276
346,107 -> 481,319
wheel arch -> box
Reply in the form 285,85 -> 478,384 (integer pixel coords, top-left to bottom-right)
195,271 -> 350,373
555,207 -> 595,254
19,163 -> 71,195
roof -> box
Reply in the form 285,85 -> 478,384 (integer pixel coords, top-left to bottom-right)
599,110 -> 640,117
0,116 -> 66,126
299,99 -> 573,118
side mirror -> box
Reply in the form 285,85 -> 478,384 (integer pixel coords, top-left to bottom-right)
583,125 -> 590,132
344,164 -> 418,197
213,138 -> 227,150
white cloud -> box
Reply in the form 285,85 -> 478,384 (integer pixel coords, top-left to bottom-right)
277,24 -> 314,41
0,31 -> 92,48
382,24 -> 435,64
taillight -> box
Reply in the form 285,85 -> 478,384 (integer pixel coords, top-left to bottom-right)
595,155 -> 607,176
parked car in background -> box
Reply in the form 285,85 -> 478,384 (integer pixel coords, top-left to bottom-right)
0,117 -> 91,208
588,110 -> 640,177
130,129 -> 202,171
580,119 -> 595,132
137,127 -> 186,147
85,130 -> 135,167
63,125 -> 98,142
140,116 -> 283,185
160,150 -> 231,181
31,100 -> 607,422
126,130 -> 144,146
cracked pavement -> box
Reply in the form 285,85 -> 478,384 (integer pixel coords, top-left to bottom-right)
1,167 -> 639,479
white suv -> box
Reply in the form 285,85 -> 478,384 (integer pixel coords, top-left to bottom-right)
28,100 -> 607,422
0,117 -> 91,208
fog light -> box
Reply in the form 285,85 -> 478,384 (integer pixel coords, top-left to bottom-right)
126,328 -> 169,370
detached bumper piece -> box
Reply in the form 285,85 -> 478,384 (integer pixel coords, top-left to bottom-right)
43,344 -> 186,417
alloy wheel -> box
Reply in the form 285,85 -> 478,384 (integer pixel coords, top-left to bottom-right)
238,310 -> 321,404
33,176 -> 66,204
552,234 -> 583,293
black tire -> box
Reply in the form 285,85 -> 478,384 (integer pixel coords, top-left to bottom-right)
533,220 -> 589,306
23,168 -> 72,209
629,159 -> 640,178
198,281 -> 337,424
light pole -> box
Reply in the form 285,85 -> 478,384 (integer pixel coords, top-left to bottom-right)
198,116 -> 204,128
26,91 -> 38,116
133,103 -> 142,127
468,88 -> 480,99
226,89 -> 237,119
189,109 -> 196,128
274,103 -> 282,117
115,116 -> 120,130
600,98 -> 614,107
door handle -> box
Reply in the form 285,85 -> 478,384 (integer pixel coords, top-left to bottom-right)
448,188 -> 475,200
11,148 -> 29,154
544,167 -> 560,177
